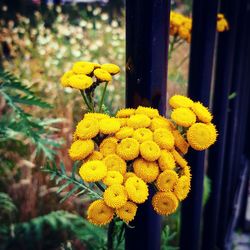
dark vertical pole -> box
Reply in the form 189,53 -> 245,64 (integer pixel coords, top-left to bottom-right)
179,0 -> 219,249
125,0 -> 170,249
201,0 -> 242,249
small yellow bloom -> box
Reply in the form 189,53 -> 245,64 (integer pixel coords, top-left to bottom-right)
133,158 -> 159,183
116,138 -> 140,161
72,61 -> 94,75
181,165 -> 192,180
68,74 -> 93,90
68,139 -> 94,161
103,184 -> 128,208
127,114 -> 151,129
172,129 -> 189,154
153,128 -> 175,150
171,107 -> 196,127
84,112 -> 110,120
79,160 -> 107,182
60,70 -> 74,87
174,176 -> 191,201
140,140 -> 161,162
171,149 -> 188,168
99,118 -> 121,134
116,201 -> 137,223
133,128 -> 153,143
217,19 -> 229,32
125,176 -> 149,204
87,200 -> 114,226
123,172 -> 136,183
158,150 -> 176,171
150,116 -> 172,131
103,171 -> 124,186
103,154 -> 127,175
101,63 -> 120,75
85,151 -> 103,162
117,118 -> 128,127
99,137 -> 118,156
94,68 -> 112,82
191,102 -> 213,123
178,26 -> 190,40
156,170 -> 178,192
75,118 -> 99,140
135,106 -> 159,118
115,127 -> 134,140
169,95 -> 194,109
152,192 -> 179,215
116,108 -> 135,118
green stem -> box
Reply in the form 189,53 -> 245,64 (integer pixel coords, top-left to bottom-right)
99,82 -> 108,112
168,36 -> 177,60
95,182 -> 105,192
80,90 -> 92,111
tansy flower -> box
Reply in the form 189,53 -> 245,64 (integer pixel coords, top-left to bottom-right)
133,158 -> 159,183
181,165 -> 192,180
100,137 -> 118,156
217,18 -> 229,32
117,118 -> 128,127
72,61 -> 94,75
207,123 -> 218,144
174,176 -> 191,201
135,106 -> 159,118
178,26 -> 190,40
172,129 -> 189,154
68,139 -> 94,161
94,68 -> 112,82
133,128 -> 153,143
99,118 -> 121,134
123,172 -> 136,183
92,62 -> 101,68
116,201 -> 138,223
68,74 -> 93,90
156,170 -> 178,192
191,102 -> 213,123
125,176 -> 149,204
87,200 -> 114,226
152,192 -> 179,215
103,154 -> 127,175
75,118 -> 99,139
153,128 -> 175,150
72,131 -> 79,141
116,138 -> 140,161
84,112 -> 110,120
150,116 -> 172,131
171,107 -> 196,127
79,160 -> 107,182
171,149 -> 188,168
116,108 -> 135,118
101,63 -> 120,75
187,123 -> 218,150
60,70 -> 74,87
103,184 -> 128,208
140,141 -> 161,161
102,171 -> 124,186
169,95 -> 194,109
158,150 -> 176,171
127,114 -> 151,129
115,127 -> 134,140
85,151 -> 103,161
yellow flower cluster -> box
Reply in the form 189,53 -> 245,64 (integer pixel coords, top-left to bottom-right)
170,11 -> 229,43
68,96 -> 217,226
60,61 -> 120,90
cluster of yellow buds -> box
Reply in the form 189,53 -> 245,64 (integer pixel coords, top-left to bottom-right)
67,93 -> 217,226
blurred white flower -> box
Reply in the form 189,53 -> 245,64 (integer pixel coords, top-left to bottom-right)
101,13 -> 109,21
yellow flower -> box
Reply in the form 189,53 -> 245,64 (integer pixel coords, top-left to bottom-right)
171,149 -> 188,168
68,74 -> 93,90
85,151 -> 103,161
101,63 -> 120,75
92,62 -> 101,68
191,102 -> 213,123
99,118 -> 121,134
68,139 -> 94,161
153,128 -> 175,150
72,61 -> 94,75
140,141 -> 161,161
87,200 -> 114,226
152,192 -> 179,215
207,123 -> 218,144
158,150 -> 176,171
103,154 -> 127,175
103,184 -> 128,208
135,106 -> 159,118
171,107 -> 196,127
187,123 -> 218,150
84,112 -> 110,120
133,158 -> 159,183
169,95 -> 194,109
116,201 -> 137,223
99,137 -> 118,156
156,170 -> 178,192
172,129 -> 189,154
174,176 -> 191,201
117,118 -> 128,127
125,176 -> 149,204
79,160 -> 107,182
116,108 -> 135,118
150,116 -> 172,131
115,127 -> 134,140
94,68 -> 112,82
60,70 -> 74,87
217,19 -> 229,32
72,131 -> 79,141
75,118 -> 99,140
116,138 -> 140,161
133,128 -> 153,143
181,165 -> 192,180
178,26 -> 190,40
102,171 -> 124,186
123,172 -> 136,183
127,114 -> 151,129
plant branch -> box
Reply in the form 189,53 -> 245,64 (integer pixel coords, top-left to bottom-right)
99,82 -> 108,112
